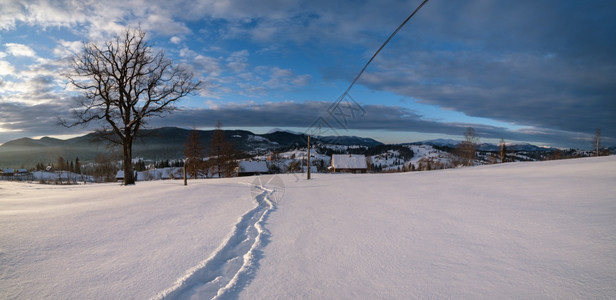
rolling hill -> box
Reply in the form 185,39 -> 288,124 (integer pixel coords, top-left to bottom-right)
0,127 -> 383,168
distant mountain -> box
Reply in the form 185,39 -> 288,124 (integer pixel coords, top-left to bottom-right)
39,137 -> 67,147
2,126 -> 588,169
0,134 -> 109,169
266,128 -> 303,135
0,127 -> 384,168
499,143 -> 550,152
262,130 -> 383,147
476,143 -> 558,152
260,131 -> 307,147
1,137 -> 47,148
416,139 -> 558,152
417,138 -> 460,147
318,135 -> 383,147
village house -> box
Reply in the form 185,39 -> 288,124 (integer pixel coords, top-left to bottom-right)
1,168 -> 14,175
115,170 -> 138,181
1,168 -> 33,181
237,160 -> 269,177
330,154 -> 368,173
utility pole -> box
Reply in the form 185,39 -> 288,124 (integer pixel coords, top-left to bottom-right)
184,160 -> 187,186
217,145 -> 221,178
307,135 -> 311,180
595,129 -> 601,157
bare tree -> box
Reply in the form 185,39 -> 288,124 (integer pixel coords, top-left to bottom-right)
499,138 -> 507,163
209,121 -> 236,178
75,157 -> 81,174
92,153 -> 118,183
594,129 -> 601,157
61,28 -> 201,185
184,128 -> 204,179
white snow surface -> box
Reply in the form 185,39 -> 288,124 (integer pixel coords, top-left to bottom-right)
408,144 -> 453,166
1,156 -> 615,299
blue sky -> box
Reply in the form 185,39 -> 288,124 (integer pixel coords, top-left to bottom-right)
0,0 -> 614,149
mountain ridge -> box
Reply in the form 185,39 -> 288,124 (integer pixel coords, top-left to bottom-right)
0,127 -> 382,167
1,126 -> 604,168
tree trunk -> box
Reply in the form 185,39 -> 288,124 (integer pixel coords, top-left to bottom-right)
123,139 -> 136,185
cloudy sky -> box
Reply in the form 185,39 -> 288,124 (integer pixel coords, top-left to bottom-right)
0,0 -> 614,148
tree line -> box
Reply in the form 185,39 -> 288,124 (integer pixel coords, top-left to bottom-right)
34,157 -> 82,173
184,121 -> 238,179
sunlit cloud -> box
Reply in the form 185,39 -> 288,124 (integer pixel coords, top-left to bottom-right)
170,36 -> 181,44
52,40 -> 82,58
5,43 -> 36,57
0,60 -> 15,75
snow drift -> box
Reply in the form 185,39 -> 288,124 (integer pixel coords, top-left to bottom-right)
1,156 -> 615,299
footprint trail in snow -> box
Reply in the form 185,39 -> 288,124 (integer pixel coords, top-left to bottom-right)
153,176 -> 284,300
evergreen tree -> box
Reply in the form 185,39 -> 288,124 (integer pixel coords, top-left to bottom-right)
57,157 -> 66,171
75,157 -> 81,174
134,159 -> 146,172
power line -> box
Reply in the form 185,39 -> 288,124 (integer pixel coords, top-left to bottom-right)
341,0 -> 430,98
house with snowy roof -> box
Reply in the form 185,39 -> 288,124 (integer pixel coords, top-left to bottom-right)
330,154 -> 368,173
237,160 -> 269,177
115,170 -> 138,181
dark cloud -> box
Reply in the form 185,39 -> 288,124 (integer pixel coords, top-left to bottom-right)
338,0 -> 616,144
154,101 -> 329,129
1,97 -> 607,148
151,101 -> 603,148
0,100 -> 83,142
410,1 -> 616,58
361,51 -> 616,136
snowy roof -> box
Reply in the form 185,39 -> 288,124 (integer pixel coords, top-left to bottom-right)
238,161 -> 269,173
331,154 -> 367,169
115,170 -> 139,179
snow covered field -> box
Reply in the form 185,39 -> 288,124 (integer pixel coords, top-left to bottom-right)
1,156 -> 615,299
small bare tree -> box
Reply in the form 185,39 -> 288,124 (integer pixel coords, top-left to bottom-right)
56,156 -> 67,171
594,129 -> 601,157
61,28 -> 201,185
499,138 -> 507,163
184,129 -> 204,179
209,121 -> 236,178
93,153 -> 118,183
456,127 -> 479,166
